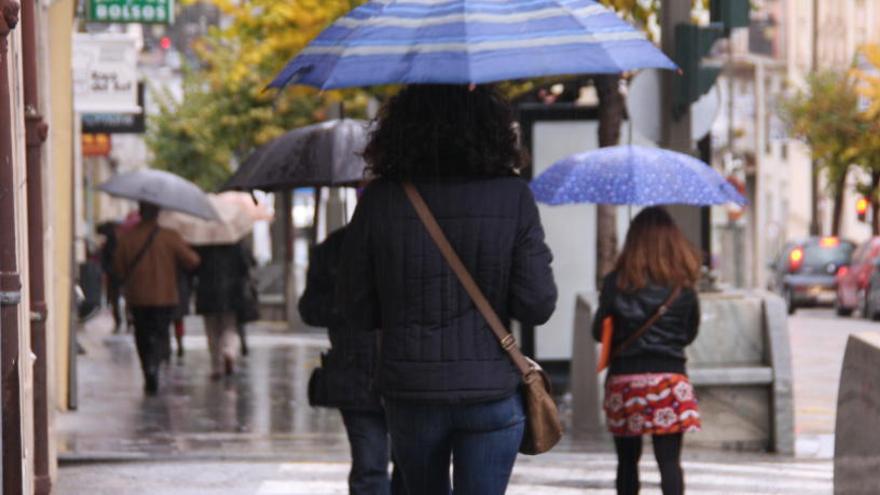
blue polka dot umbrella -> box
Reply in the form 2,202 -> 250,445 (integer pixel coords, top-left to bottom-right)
530,145 -> 748,206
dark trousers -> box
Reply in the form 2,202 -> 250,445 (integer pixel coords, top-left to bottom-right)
384,392 -> 524,495
340,409 -> 405,495
614,433 -> 684,495
106,281 -> 122,330
130,307 -> 174,381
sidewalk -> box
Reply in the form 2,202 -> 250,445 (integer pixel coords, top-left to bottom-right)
58,312 -> 348,461
57,312 -> 832,494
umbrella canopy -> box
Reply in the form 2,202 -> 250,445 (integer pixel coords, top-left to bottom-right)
223,119 -> 369,191
158,192 -> 273,246
268,0 -> 677,90
98,169 -> 220,221
530,145 -> 748,207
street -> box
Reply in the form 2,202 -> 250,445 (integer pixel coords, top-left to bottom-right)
53,304 -> 868,494
789,308 -> 870,459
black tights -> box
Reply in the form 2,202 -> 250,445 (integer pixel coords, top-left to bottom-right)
614,434 -> 683,495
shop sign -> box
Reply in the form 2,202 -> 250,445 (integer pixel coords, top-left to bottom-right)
88,0 -> 174,24
82,134 -> 112,157
73,34 -> 140,114
82,83 -> 146,134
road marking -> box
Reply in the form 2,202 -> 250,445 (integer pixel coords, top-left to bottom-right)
257,457 -> 833,495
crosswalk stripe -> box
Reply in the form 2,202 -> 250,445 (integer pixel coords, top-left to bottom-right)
259,458 -> 832,495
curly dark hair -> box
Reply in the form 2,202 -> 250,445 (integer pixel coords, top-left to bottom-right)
363,85 -> 525,180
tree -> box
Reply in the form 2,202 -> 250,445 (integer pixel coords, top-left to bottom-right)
591,1 -> 709,282
147,0 -> 370,189
850,45 -> 880,233
853,44 -> 880,119
783,71 -> 863,236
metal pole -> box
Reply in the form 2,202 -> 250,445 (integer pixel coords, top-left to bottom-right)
0,1 -> 25,492
20,0 -> 50,490
281,191 -> 293,323
699,134 -> 713,268
661,0 -> 703,248
809,0 -> 820,235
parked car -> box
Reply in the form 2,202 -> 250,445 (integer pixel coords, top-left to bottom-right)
836,237 -> 880,318
863,264 -> 880,321
768,237 -> 855,315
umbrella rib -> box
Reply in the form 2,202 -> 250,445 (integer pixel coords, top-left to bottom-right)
550,0 -> 633,74
320,1 -> 396,90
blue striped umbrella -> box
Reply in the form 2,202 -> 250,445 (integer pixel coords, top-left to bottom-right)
269,0 -> 676,90
530,145 -> 748,206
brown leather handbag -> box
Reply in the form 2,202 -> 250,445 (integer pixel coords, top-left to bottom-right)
402,182 -> 562,455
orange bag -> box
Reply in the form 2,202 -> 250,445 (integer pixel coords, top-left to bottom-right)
596,316 -> 613,373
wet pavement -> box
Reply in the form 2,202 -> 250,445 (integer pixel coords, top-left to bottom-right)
57,310 -> 836,494
58,312 -> 350,461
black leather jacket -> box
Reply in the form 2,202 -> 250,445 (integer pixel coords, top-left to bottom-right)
591,272 -> 700,375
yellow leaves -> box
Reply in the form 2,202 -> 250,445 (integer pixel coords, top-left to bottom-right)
852,44 -> 880,119
148,0 -> 372,188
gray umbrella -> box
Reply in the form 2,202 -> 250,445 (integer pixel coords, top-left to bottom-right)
98,169 -> 220,221
223,119 -> 369,191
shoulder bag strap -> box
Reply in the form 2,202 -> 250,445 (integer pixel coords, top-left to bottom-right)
120,227 -> 160,286
402,182 -> 533,377
610,286 -> 682,359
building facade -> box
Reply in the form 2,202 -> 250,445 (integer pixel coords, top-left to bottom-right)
785,0 -> 880,245
1,0 -> 75,491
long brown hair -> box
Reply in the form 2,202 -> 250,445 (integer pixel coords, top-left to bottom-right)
615,207 -> 701,291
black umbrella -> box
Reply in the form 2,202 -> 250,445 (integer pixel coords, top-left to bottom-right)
223,119 -> 370,191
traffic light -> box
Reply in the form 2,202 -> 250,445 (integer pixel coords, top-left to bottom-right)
711,0 -> 751,32
674,23 -> 725,118
857,197 -> 869,223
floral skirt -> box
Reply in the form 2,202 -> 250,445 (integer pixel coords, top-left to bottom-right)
604,373 -> 701,437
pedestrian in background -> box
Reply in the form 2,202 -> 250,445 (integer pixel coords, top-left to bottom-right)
592,206 -> 702,495
338,84 -> 557,495
171,267 -> 194,359
114,202 -> 200,394
300,225 -> 404,495
97,221 -> 123,333
194,242 -> 254,379
235,245 -> 259,356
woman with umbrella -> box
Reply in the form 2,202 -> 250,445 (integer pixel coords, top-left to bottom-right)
338,85 -> 557,494
158,192 -> 266,379
591,207 -> 702,495
266,0 -> 678,491
530,145 -> 747,494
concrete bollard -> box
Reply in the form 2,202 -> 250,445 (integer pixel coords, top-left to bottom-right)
569,294 -> 602,439
834,332 -> 880,495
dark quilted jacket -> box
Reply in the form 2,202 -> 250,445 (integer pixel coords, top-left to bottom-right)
299,227 -> 381,411
338,177 -> 557,404
194,243 -> 249,315
592,272 -> 701,375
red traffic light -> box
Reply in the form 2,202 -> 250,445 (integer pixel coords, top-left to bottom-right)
857,197 -> 869,215
160,36 -> 172,50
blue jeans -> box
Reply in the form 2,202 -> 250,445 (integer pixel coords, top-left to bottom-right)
340,409 -> 405,495
384,392 -> 525,495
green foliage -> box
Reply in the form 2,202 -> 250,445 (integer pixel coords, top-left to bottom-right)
782,71 -> 862,196
853,44 -> 880,119
147,0 -> 370,191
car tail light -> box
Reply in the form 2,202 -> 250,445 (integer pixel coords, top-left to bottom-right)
837,265 -> 850,278
789,248 -> 804,272
820,237 -> 840,248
